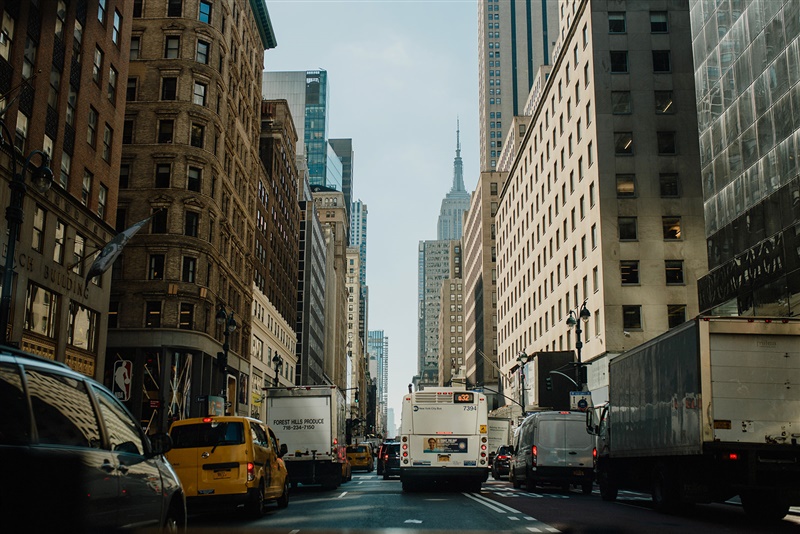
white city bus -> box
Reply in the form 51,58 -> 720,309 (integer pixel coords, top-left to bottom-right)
399,388 -> 490,492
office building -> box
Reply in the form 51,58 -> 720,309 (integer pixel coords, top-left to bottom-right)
368,329 -> 389,436
437,122 -> 471,240
330,137 -> 354,219
350,199 -> 369,346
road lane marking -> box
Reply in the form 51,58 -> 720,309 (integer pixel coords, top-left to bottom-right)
546,528 -> 560,533
526,528 -> 542,532
289,531 -> 299,534
337,492 -> 347,498
404,519 -> 423,524
463,492 -> 509,513
470,493 -> 522,514
509,516 -> 520,521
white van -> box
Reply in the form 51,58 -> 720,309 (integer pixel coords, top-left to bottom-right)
509,411 -> 595,493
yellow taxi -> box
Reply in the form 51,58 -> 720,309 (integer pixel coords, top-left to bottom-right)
167,416 -> 289,516
346,444 -> 374,472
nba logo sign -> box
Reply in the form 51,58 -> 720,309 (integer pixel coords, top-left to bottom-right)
113,360 -> 133,401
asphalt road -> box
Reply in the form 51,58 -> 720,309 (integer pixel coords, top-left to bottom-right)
186,470 -> 800,533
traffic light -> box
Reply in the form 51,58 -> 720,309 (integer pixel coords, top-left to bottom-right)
545,376 -> 553,391
217,351 -> 227,373
355,388 -> 360,404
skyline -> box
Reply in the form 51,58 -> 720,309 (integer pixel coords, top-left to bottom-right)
262,0 -> 481,422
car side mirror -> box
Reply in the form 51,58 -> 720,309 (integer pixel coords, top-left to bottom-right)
279,443 -> 288,458
149,432 -> 173,456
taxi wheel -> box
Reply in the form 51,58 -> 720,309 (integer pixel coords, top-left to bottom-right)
277,480 -> 289,509
246,481 -> 266,517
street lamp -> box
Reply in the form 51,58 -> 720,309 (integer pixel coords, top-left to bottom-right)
0,123 -> 54,345
566,300 -> 591,388
272,353 -> 284,387
215,305 -> 237,412
516,351 -> 529,413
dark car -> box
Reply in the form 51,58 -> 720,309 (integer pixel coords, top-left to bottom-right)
491,445 -> 513,480
382,442 -> 401,479
377,440 -> 392,475
0,347 -> 186,532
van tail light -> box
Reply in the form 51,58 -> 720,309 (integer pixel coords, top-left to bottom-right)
531,445 -> 537,467
247,462 -> 255,481
383,454 -> 389,461
592,447 -> 597,467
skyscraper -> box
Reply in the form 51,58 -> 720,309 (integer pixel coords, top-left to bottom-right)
437,122 -> 471,240
351,200 -> 369,347
478,0 -> 560,172
689,0 -> 800,316
330,138 -> 355,220
368,330 -> 389,436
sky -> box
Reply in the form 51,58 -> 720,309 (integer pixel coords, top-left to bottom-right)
262,0 -> 480,427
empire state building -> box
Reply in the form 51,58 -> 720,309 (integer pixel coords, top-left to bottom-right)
437,122 -> 472,240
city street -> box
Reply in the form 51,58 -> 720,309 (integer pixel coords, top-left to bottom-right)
188,472 -> 800,533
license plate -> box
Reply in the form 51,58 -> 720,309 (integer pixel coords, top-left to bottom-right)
437,454 -> 450,462
213,470 -> 231,479
572,469 -> 584,476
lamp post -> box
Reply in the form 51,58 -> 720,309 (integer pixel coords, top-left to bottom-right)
566,300 -> 591,388
217,305 -> 237,376
516,351 -> 529,413
271,353 -> 283,387
0,123 -> 54,345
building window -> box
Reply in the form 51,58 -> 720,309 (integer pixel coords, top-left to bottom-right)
68,304 -> 98,350
621,261 -> 639,285
48,68 -> 61,109
199,0 -> 212,23
610,51 -> 628,73
611,91 -> 631,114
188,166 -> 201,192
112,10 -> 121,44
657,131 -> 677,154
15,113 -> 27,151
32,205 -> 45,252
122,119 -> 133,144
616,174 -> 636,197
182,257 -> 196,282
663,217 -> 682,240
66,85 -> 77,126
158,120 -> 174,143
133,0 -> 143,17
25,283 -> 59,338
126,77 -> 137,101
108,65 -> 117,103
655,91 -> 673,113
660,174 -> 680,197
98,185 -> 107,219
59,152 -> 70,189
53,220 -> 65,264
72,234 -> 85,275
651,11 -> 668,33
619,217 -> 637,240
151,209 -> 167,233
623,305 -> 642,329
130,36 -> 140,59
190,123 -> 204,148
196,40 -> 209,64
165,36 -> 180,58
87,106 -> 98,147
0,12 -> 14,61
149,254 -> 165,280
179,303 -> 194,330
145,301 -> 162,328
653,50 -> 671,72
156,164 -> 171,187
185,211 -> 199,237
81,170 -> 92,206
161,77 -> 177,100
614,132 -> 633,155
608,12 -> 626,33
92,46 -> 103,83
98,0 -> 107,24
108,301 -> 119,328
668,305 -> 685,329
193,81 -> 207,105
102,124 -> 113,162
119,163 -> 130,188
167,0 -> 182,17
665,260 -> 684,285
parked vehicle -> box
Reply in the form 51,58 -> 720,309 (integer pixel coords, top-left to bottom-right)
509,411 -> 594,493
0,348 -> 186,532
265,385 -> 347,489
346,444 -> 374,471
382,442 -> 401,479
491,445 -> 513,480
488,417 -> 511,457
588,316 -> 800,520
167,415 -> 289,516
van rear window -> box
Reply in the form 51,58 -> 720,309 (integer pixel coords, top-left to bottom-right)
171,422 -> 245,448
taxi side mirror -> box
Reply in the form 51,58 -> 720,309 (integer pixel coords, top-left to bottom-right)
279,443 -> 288,458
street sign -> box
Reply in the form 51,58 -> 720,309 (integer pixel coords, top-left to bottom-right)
112,359 -> 132,401
570,391 -> 592,412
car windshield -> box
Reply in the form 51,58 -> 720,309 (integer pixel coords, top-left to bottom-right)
170,422 -> 245,448
497,446 -> 511,455
348,445 -> 367,453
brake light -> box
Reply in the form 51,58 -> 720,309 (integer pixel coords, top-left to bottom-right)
481,444 -> 487,451
247,462 -> 255,481
202,417 -> 212,423
726,453 -> 739,461
592,448 -> 597,460
531,445 -> 537,467
497,455 -> 509,460
383,454 -> 388,461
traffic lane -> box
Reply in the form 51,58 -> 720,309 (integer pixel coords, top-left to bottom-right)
480,482 -> 800,533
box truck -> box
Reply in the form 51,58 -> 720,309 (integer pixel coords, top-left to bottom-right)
588,317 -> 800,520
265,386 -> 347,489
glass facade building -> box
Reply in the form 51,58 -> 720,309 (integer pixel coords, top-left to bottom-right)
690,0 -> 800,316
305,70 -> 329,186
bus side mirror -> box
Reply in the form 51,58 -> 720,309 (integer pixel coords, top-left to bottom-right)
586,410 -> 595,435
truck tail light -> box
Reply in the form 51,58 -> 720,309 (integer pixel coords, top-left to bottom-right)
247,462 -> 255,481
592,447 -> 597,466
531,445 -> 538,467
725,452 -> 739,461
